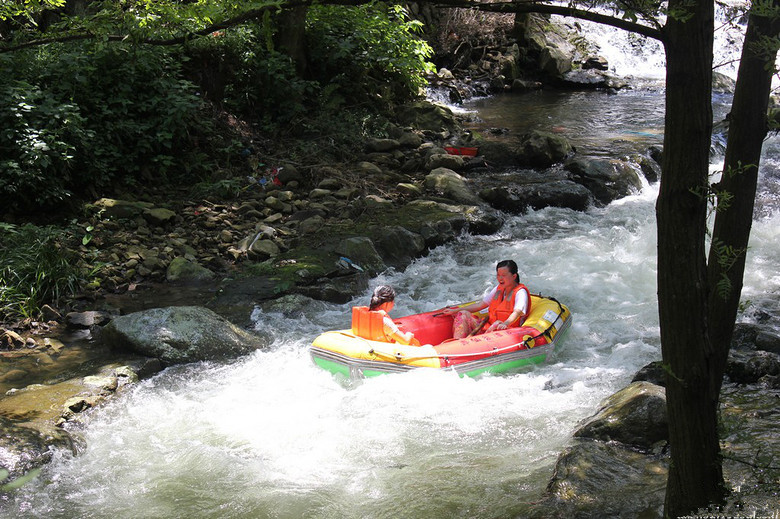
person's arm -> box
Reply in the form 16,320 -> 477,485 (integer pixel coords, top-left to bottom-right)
441,288 -> 493,315
384,316 -> 415,345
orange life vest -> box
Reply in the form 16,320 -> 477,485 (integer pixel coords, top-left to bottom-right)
487,284 -> 531,328
351,306 -> 421,345
352,306 -> 390,341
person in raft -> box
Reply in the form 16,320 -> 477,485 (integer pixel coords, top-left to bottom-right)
441,259 -> 531,338
369,285 -> 417,345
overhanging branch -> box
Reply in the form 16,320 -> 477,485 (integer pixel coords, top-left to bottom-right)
0,0 -> 665,53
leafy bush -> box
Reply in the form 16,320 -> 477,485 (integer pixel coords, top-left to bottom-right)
0,223 -> 88,321
0,45 -> 210,214
306,4 -> 435,103
0,81 -> 90,212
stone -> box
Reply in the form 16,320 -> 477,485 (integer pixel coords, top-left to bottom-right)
102,306 -> 269,366
355,161 -> 384,176
277,164 -> 303,185
40,304 -> 62,322
517,130 -> 573,168
65,311 -> 111,329
90,198 -> 151,219
532,439 -> 667,519
335,237 -> 387,276
165,257 -> 215,283
424,168 -> 481,205
1,329 -> 25,349
367,138 -> 400,152
298,215 -> 325,234
425,153 -> 465,171
574,381 -> 668,449
143,207 -> 177,226
374,226 -> 426,270
565,157 -> 644,205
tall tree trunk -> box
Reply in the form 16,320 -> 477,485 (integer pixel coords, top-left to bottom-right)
706,0 -> 780,399
274,5 -> 309,77
657,0 -> 721,516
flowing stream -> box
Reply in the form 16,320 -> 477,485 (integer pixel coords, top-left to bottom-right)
6,13 -> 780,519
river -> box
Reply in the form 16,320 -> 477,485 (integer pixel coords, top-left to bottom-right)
6,17 -> 780,519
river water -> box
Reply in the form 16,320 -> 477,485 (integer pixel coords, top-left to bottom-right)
7,19 -> 780,519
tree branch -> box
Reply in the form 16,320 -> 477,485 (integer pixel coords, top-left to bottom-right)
427,0 -> 665,41
0,0 -> 665,53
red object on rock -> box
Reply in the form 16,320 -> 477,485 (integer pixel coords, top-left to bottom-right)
444,146 -> 478,156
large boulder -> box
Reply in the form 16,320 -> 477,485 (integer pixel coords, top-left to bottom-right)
166,257 -> 215,283
517,131 -> 574,168
395,100 -> 459,134
335,237 -> 387,276
481,180 -> 592,213
574,381 -> 668,449
565,157 -> 644,205
102,306 -> 268,366
530,439 -> 667,519
424,168 -> 481,205
373,226 -> 427,270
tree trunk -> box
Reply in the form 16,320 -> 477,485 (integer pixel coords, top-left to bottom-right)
657,0 -> 722,516
706,0 -> 780,399
274,5 -> 309,77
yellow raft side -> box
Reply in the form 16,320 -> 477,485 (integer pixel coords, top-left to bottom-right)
311,331 -> 442,369
524,295 -> 571,341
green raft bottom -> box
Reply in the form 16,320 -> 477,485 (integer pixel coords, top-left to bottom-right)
311,351 -> 549,379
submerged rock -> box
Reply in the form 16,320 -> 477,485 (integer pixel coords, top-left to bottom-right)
102,306 -> 268,366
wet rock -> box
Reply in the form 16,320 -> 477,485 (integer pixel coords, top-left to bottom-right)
517,130 -> 574,168
574,381 -> 668,449
395,100 -> 458,134
102,306 -> 269,366
756,330 -> 780,355
296,273 -> 369,304
258,294 -> 312,319
565,157 -> 644,205
165,257 -> 215,283
424,168 -> 481,205
373,226 -> 427,270
511,79 -> 543,91
632,361 -> 666,387
65,311 -> 111,329
531,439 -> 667,519
481,180 -> 591,213
726,349 -> 780,384
335,237 -> 387,276
0,416 -> 77,482
583,55 -> 609,70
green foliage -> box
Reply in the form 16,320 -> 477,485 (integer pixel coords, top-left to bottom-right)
306,4 -> 435,103
0,44 -> 210,214
710,238 -> 748,300
0,80 -> 88,212
0,223 -> 87,321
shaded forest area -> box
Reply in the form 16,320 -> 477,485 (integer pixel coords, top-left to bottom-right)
2,3 -> 512,321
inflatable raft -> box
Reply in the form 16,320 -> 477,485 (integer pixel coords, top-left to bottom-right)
311,294 -> 572,378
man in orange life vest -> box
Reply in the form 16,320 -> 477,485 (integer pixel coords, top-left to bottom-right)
440,259 -> 531,339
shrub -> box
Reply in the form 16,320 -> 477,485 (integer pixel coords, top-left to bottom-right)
0,223 -> 88,321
